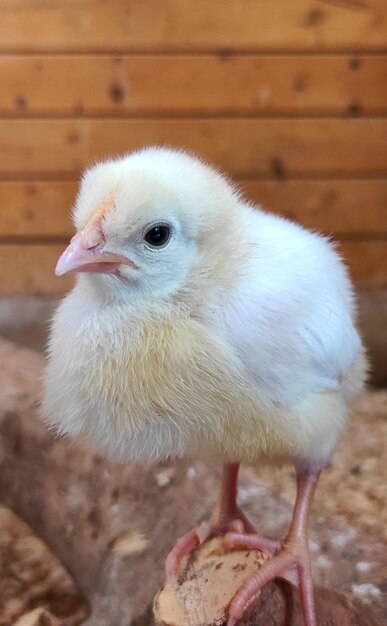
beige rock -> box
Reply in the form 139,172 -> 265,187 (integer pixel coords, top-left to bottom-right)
13,608 -> 60,626
154,537 -> 380,626
155,537 -> 268,626
0,506 -> 88,626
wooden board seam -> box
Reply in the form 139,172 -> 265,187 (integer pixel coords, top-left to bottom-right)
0,51 -> 387,57
0,47 -> 387,55
0,173 -> 387,182
0,113 -> 386,120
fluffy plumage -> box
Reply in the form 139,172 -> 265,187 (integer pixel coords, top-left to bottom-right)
43,147 -> 366,467
43,147 -> 368,626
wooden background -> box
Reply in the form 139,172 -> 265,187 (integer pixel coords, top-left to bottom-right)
0,0 -> 386,296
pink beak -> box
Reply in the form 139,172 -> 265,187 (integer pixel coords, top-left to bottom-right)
55,233 -> 130,277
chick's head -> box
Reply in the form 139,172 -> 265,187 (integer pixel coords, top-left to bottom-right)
57,148 -> 243,306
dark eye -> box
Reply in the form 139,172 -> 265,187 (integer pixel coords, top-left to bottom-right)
144,224 -> 171,248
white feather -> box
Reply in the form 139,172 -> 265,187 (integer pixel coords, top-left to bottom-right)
42,147 -> 367,469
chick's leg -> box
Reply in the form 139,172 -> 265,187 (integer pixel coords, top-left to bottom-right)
166,463 -> 255,583
209,462 -> 255,532
224,465 -> 321,626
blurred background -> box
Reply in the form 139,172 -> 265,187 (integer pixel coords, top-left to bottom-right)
0,0 -> 386,384
0,3 -> 386,625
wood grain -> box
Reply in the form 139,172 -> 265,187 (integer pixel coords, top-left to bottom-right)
0,245 -> 73,296
0,241 -> 386,296
340,240 -> 387,288
0,119 -> 386,178
0,55 -> 386,117
1,180 -> 386,238
242,180 -> 387,234
0,2 -> 385,291
0,181 -> 74,237
0,1 -> 386,52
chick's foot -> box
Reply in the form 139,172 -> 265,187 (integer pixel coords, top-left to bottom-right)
165,520 -> 211,584
224,466 -> 321,626
165,516 -> 251,584
223,531 -> 281,557
224,532 -> 314,626
166,462 -> 257,584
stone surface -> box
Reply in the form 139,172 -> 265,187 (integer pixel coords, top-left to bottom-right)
13,608 -> 61,626
0,337 -> 386,625
155,537 -> 268,626
154,537 -> 380,626
0,506 -> 88,626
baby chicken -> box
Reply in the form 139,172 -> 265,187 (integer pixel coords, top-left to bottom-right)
43,147 -> 366,626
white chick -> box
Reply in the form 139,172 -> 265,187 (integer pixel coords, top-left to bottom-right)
43,147 -> 367,626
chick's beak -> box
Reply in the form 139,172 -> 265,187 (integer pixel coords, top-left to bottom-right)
55,227 -> 134,276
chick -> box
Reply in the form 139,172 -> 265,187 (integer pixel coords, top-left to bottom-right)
43,147 -> 367,626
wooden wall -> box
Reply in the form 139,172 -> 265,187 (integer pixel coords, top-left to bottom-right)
0,0 -> 386,295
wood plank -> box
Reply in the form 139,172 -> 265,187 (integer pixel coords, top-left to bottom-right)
0,240 -> 386,296
1,180 -> 387,238
0,181 -> 74,237
242,180 -> 387,234
0,245 -> 73,296
0,119 -> 386,178
0,1 -> 386,52
1,54 -> 387,117
340,241 -> 387,287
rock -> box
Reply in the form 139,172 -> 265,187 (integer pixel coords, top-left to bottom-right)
154,537 -> 380,626
0,506 -> 88,626
155,537 -> 268,625
0,338 -> 385,625
13,608 -> 60,626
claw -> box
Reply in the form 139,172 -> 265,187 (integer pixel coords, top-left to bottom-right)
165,517 -> 252,585
165,528 -> 203,584
223,467 -> 321,626
225,534 -> 316,625
165,521 -> 213,584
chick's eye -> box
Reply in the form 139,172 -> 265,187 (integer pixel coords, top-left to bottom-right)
144,224 -> 171,247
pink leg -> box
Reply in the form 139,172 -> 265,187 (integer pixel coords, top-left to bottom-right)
165,463 -> 254,584
208,463 -> 255,533
225,465 -> 321,626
